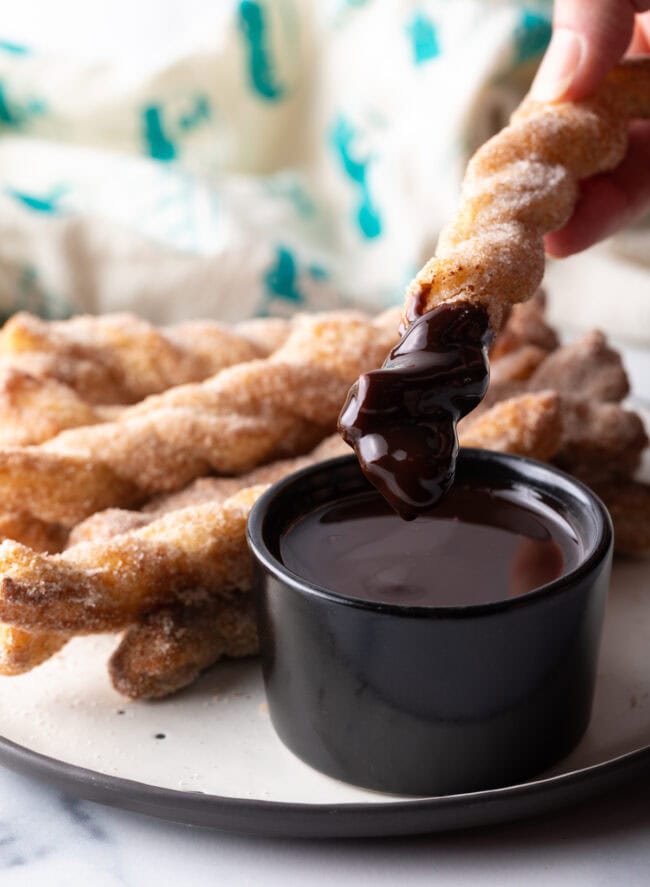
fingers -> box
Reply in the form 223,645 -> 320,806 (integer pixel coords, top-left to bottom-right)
545,120 -> 650,257
531,1 -> 650,102
629,12 -> 650,53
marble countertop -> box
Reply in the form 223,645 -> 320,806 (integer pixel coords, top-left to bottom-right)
3,764 -> 650,886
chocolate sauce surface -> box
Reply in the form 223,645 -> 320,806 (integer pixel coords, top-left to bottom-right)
338,302 -> 492,520
280,485 -> 580,607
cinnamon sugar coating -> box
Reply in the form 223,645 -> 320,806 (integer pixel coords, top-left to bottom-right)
0,625 -> 68,676
404,59 -> 650,330
0,486 -> 265,633
459,391 -> 562,461
0,292 -> 648,691
109,595 -> 258,700
0,312 -> 273,404
0,312 -> 397,526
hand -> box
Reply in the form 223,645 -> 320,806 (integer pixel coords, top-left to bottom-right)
530,1 -> 650,257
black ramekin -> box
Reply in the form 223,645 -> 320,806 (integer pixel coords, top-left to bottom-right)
247,450 -> 613,796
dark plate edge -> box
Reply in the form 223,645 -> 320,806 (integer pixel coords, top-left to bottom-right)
1,733 -> 649,839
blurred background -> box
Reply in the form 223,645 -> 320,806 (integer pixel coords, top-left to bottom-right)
0,0 -> 647,341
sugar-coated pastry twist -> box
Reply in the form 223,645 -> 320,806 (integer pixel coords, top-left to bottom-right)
0,486 -> 265,633
459,391 -> 562,460
109,595 -> 259,700
0,313 -> 397,526
0,312 -> 286,404
0,625 -> 68,676
0,367 -> 104,447
404,58 -> 650,330
0,436 -> 351,676
0,384 -> 584,641
69,434 -> 350,545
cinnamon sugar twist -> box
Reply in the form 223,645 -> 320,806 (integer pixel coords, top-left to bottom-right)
404,58 -> 650,330
0,486 -> 264,633
108,596 -> 259,700
0,312 -> 288,404
0,436 -> 349,676
0,312 -> 397,526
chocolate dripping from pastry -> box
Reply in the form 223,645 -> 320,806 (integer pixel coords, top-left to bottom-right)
339,300 -> 492,520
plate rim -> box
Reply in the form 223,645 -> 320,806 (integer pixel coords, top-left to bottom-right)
1,728 -> 650,838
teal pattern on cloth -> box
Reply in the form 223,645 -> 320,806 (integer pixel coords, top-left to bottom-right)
263,246 -> 304,304
141,97 -> 212,162
142,105 -> 178,161
0,0 -> 593,327
513,7 -> 551,64
7,186 -> 67,215
0,40 -> 30,56
238,1 -> 286,101
0,264 -> 72,323
178,95 -> 211,131
406,10 -> 441,65
0,81 -> 45,127
331,116 -> 382,240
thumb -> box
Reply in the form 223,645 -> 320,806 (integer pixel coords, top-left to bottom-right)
531,0 -> 650,102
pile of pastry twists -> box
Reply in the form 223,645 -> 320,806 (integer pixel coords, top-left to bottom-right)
0,298 -> 645,698
0,59 -> 649,698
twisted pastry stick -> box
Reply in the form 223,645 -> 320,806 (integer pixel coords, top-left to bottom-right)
0,313 -> 291,668
459,391 -> 562,460
0,509 -> 68,676
0,312 -> 286,404
0,626 -> 68,676
0,387 -> 644,685
109,596 -> 259,700
0,437 -> 349,675
0,312 -> 397,526
69,434 -> 349,545
476,329 -> 632,414
0,486 -> 264,633
0,367 -> 103,447
0,400 -> 562,657
404,58 -> 650,330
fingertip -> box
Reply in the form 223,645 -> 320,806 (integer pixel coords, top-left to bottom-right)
532,0 -> 637,102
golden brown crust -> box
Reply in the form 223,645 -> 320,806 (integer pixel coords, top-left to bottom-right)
0,485 -> 264,633
0,625 -> 68,676
403,60 -> 650,330
0,312 -> 269,404
0,368 -> 102,446
109,595 -> 258,700
459,391 -> 563,461
0,313 -> 396,526
0,511 -> 67,554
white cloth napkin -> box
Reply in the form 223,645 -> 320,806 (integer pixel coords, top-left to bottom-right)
0,0 -> 645,339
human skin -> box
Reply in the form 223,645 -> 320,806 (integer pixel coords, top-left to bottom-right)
530,1 -> 650,256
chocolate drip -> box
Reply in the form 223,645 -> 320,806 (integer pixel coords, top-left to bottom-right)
338,303 -> 492,519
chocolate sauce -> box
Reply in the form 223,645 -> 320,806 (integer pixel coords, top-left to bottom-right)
280,485 -> 580,607
338,302 -> 492,520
